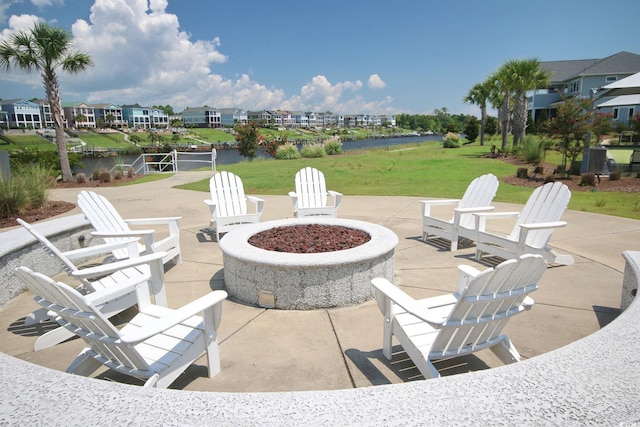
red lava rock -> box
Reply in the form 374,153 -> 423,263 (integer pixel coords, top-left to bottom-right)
248,224 -> 371,253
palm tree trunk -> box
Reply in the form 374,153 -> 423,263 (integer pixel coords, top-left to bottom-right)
512,92 -> 527,146
42,70 -> 73,182
500,98 -> 509,152
480,106 -> 486,146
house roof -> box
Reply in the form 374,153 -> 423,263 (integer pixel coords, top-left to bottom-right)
541,51 -> 640,83
595,94 -> 640,108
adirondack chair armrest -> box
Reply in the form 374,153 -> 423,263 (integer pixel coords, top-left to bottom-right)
474,211 -> 520,232
120,290 -> 228,344
456,264 -> 482,294
519,221 -> 567,231
246,196 -> 265,214
91,229 -> 155,238
83,276 -> 153,307
327,191 -> 342,208
91,229 -> 155,251
420,199 -> 460,216
124,217 -> 182,226
70,251 -> 167,280
61,238 -> 141,261
516,221 -> 568,248
452,206 -> 495,226
371,278 -> 444,326
522,295 -> 535,310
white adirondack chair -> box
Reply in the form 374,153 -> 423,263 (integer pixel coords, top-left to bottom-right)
421,173 -> 499,250
17,218 -> 168,351
288,167 -> 342,218
203,171 -> 265,241
77,190 -> 182,266
15,266 -> 227,388
372,254 -> 546,379
474,181 -> 574,265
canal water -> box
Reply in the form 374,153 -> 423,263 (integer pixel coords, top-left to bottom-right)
76,134 -> 443,174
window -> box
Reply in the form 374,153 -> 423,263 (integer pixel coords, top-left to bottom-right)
613,108 -> 619,120
569,80 -> 580,93
605,76 -> 617,83
630,108 -> 635,121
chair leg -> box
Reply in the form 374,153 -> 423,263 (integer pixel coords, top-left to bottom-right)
66,350 -> 103,377
490,335 -> 521,365
33,326 -> 75,351
24,307 -> 51,326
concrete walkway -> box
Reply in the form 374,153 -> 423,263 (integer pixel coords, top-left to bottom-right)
0,170 -> 637,392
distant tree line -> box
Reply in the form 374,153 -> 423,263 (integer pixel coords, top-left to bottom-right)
395,108 -> 498,143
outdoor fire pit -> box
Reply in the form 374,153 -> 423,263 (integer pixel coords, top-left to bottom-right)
219,218 -> 398,309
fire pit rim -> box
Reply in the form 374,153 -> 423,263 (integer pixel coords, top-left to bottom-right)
219,218 -> 398,267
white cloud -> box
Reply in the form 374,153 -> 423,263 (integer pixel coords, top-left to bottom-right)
1,0 -> 395,114
368,74 -> 386,89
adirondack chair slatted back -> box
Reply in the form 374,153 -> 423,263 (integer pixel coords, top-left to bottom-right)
78,191 -> 133,260
15,267 -> 152,372
210,172 -> 248,217
295,167 -> 328,209
456,174 -> 499,229
508,182 -> 571,248
430,255 -> 545,358
17,218 -> 78,276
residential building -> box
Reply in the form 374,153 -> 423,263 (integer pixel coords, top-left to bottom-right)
92,103 -> 126,128
594,71 -> 640,126
219,108 -> 247,127
0,99 -> 43,129
62,102 -> 96,128
529,51 -> 640,125
182,106 -> 222,128
121,105 -> 169,129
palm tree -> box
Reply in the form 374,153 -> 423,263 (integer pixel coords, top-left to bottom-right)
497,59 -> 550,146
464,81 -> 492,146
0,22 -> 93,182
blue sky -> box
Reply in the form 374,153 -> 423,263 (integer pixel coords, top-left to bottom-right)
1,0 -> 639,116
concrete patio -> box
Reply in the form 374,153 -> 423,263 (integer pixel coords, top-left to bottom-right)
0,170 -> 636,393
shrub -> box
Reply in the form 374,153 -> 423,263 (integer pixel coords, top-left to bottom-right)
0,164 -> 53,219
300,144 -> 326,158
609,171 -> 620,181
76,173 -> 86,184
275,143 -> 300,160
516,168 -> 529,179
127,167 -> 135,178
324,139 -> 343,155
113,169 -> 123,180
580,173 -> 596,186
442,132 -> 460,148
99,170 -> 112,183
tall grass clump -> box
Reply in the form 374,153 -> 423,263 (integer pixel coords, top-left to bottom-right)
324,139 -> 343,155
518,137 -> 544,164
275,143 -> 301,160
300,144 -> 326,158
442,132 -> 461,148
0,164 -> 54,219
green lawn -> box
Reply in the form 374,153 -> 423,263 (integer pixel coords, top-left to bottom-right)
177,141 -> 640,220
